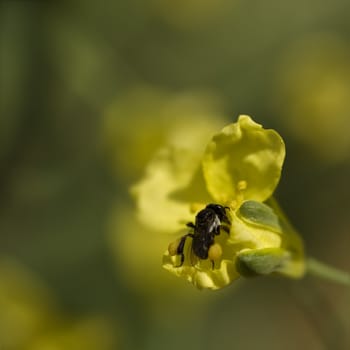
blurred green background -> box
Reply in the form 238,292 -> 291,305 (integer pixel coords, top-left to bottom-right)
1,0 -> 350,349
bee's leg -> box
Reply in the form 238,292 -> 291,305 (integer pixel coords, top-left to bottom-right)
221,225 -> 230,235
222,216 -> 231,225
186,222 -> 195,229
176,233 -> 194,267
222,208 -> 231,225
214,224 -> 229,236
211,260 -> 215,270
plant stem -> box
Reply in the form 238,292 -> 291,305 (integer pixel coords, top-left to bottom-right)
306,258 -> 350,286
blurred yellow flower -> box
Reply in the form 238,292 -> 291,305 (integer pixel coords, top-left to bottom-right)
108,204 -> 219,301
103,86 -> 226,183
26,317 -> 117,350
108,203 -> 228,329
0,258 -> 57,349
133,116 -> 305,290
107,90 -> 229,314
107,103 -> 227,297
273,34 -> 350,162
0,258 -> 119,350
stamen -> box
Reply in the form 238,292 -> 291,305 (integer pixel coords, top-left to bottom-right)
237,180 -> 248,191
227,199 -> 238,210
208,243 -> 223,261
168,239 -> 180,256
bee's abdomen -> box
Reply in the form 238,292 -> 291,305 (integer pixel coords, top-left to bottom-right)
192,236 -> 213,259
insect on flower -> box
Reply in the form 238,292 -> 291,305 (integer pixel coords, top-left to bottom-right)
135,115 -> 307,289
168,204 -> 231,268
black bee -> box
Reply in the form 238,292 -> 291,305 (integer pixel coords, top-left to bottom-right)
170,204 -> 230,267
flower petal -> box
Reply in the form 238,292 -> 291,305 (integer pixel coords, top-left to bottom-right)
131,147 -> 201,233
162,198 -> 305,289
228,207 -> 282,250
131,117 -> 223,233
163,251 -> 239,290
202,115 -> 285,203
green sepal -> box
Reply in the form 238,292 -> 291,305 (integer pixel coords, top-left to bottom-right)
237,200 -> 282,234
236,248 -> 290,277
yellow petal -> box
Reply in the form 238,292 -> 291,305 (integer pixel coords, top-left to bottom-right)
202,115 -> 285,203
162,219 -> 241,290
132,116 -> 224,233
228,209 -> 282,250
163,251 -> 239,290
103,86 -> 227,181
131,147 -> 203,233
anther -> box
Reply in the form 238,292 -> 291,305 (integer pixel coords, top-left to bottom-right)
237,180 -> 247,191
208,243 -> 223,261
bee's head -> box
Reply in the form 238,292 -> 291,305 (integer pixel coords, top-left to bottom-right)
205,204 -> 230,223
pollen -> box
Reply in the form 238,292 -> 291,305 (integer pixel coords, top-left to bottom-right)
208,243 -> 223,261
237,180 -> 248,191
168,239 -> 180,256
227,199 -> 238,210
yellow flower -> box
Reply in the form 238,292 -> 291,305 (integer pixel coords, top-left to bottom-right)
133,115 -> 305,290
